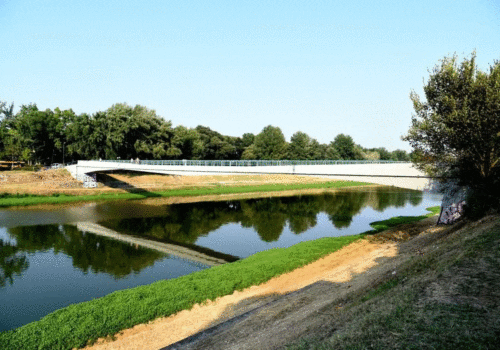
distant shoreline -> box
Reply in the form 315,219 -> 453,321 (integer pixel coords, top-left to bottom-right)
0,176 -> 371,208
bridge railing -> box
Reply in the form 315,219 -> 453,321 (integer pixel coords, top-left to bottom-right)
91,159 -> 409,167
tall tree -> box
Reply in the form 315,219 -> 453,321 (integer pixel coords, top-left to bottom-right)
403,53 -> 500,212
253,125 -> 288,160
331,134 -> 362,160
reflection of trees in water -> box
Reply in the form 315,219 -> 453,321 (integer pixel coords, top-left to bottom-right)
0,240 -> 29,287
0,189 -> 424,285
100,188 -> 423,244
240,199 -> 287,242
371,187 -> 423,211
2,225 -> 163,284
323,191 -> 370,228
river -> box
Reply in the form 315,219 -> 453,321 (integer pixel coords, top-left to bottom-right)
0,187 -> 441,331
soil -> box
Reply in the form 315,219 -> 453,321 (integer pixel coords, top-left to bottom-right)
0,169 -> 342,196
81,216 -> 445,350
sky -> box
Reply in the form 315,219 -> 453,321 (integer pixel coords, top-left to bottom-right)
1,0 -> 499,151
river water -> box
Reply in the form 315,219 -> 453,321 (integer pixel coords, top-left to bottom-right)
0,187 -> 441,331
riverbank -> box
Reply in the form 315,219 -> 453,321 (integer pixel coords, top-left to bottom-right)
0,170 -> 371,208
0,207 -> 440,350
88,211 -> 500,350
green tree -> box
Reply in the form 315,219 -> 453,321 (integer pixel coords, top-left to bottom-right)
195,126 -> 237,160
171,126 -> 203,159
288,131 -> 325,160
330,134 -> 362,160
325,143 -> 340,159
253,125 -> 288,160
241,133 -> 255,148
66,112 -> 106,160
241,144 -> 257,160
403,53 -> 500,213
288,131 -> 311,159
0,100 -> 14,122
391,149 -> 410,161
6,104 -> 61,165
374,147 -> 392,160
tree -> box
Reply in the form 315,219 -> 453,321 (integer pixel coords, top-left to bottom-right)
0,101 -> 14,122
195,126 -> 237,160
253,125 -> 288,160
330,134 -> 363,160
403,53 -> 500,213
241,144 -> 257,160
6,103 -> 61,165
171,126 -> 203,159
391,149 -> 410,161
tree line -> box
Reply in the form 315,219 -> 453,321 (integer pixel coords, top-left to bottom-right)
0,101 -> 410,165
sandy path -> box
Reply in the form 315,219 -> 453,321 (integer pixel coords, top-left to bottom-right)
84,238 -> 399,350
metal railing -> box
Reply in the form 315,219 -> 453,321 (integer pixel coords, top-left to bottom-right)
90,159 -> 409,167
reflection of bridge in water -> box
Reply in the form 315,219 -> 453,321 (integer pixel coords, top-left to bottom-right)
75,222 -> 238,267
67,160 -> 432,190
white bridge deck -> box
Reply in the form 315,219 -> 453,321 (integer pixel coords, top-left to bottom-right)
67,160 -> 431,190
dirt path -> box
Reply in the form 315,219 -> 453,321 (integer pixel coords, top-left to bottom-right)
83,216 -> 441,350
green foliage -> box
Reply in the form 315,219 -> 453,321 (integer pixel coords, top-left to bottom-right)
330,134 -> 363,160
1,100 -> 408,163
403,52 -> 500,214
171,125 -> 203,159
241,144 -> 257,159
391,149 -> 410,161
195,125 -> 238,160
0,101 -> 14,119
367,206 -> 440,233
288,131 -> 325,160
253,125 -> 288,160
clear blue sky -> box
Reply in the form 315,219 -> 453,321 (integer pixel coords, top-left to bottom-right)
1,0 -> 499,151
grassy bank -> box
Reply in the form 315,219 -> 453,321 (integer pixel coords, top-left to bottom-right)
0,207 -> 439,350
0,180 -> 368,208
366,205 -> 441,233
287,215 -> 500,350
0,234 -> 363,349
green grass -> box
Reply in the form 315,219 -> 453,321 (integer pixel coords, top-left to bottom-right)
0,234 -> 364,350
0,180 -> 369,208
366,205 -> 440,233
287,216 -> 500,350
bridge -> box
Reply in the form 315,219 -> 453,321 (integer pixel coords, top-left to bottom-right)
66,160 -> 431,190
75,222 -> 237,266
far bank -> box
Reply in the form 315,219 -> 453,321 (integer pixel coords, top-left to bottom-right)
0,169 -> 373,208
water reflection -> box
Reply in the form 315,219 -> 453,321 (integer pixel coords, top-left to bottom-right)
99,187 -> 423,243
0,239 -> 29,287
0,188 -> 424,288
3,225 -> 163,281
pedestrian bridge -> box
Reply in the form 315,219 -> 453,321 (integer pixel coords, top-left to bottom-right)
66,159 -> 431,190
